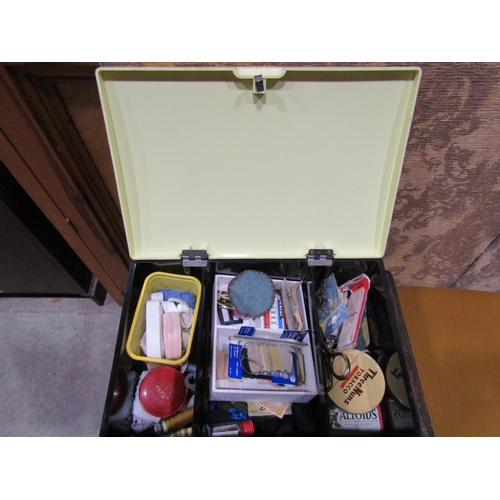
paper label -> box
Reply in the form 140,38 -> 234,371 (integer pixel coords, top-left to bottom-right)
389,400 -> 414,431
264,295 -> 284,329
228,339 -> 299,386
237,326 -> 306,343
281,330 -> 307,342
271,351 -> 298,386
330,405 -> 384,432
237,326 -> 256,337
317,274 -> 348,339
228,343 -> 243,379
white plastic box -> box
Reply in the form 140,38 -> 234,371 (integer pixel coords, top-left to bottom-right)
210,274 -> 317,403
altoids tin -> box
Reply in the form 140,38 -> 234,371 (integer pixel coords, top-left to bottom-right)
328,349 -> 385,414
385,352 -> 410,409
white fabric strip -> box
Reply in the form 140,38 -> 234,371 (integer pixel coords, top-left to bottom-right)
145,300 -> 163,358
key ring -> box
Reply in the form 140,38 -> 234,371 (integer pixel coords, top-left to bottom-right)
330,351 -> 351,381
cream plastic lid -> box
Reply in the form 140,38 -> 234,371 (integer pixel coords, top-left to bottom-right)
96,67 -> 421,261
328,349 -> 386,414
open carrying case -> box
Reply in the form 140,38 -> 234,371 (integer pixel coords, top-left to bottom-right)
96,66 -> 433,436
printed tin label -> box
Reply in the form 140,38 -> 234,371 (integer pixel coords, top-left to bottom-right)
330,405 -> 384,432
328,349 -> 385,414
385,352 -> 410,409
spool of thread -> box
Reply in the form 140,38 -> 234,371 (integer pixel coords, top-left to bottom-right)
167,427 -> 193,437
185,372 -> 196,391
202,420 -> 254,437
158,407 -> 194,435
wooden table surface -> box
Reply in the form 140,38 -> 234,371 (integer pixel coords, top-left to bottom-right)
397,286 -> 500,437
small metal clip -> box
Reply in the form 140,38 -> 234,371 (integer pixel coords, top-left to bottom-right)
253,74 -> 266,94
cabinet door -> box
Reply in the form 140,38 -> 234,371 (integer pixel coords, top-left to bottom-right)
0,63 -> 130,305
0,162 -> 106,303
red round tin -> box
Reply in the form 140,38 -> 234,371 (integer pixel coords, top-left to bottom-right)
139,366 -> 187,418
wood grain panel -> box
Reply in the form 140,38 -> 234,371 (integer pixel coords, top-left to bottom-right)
56,81 -> 121,211
0,64 -> 129,304
8,68 -> 129,265
397,285 -> 500,436
0,129 -> 125,303
1,62 -> 99,79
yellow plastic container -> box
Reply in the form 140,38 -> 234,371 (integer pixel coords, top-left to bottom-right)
126,272 -> 202,366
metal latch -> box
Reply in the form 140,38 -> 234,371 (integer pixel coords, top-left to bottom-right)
253,75 -> 266,94
181,249 -> 208,267
307,249 -> 334,267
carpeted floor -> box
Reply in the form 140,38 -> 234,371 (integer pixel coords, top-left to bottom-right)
0,295 -> 121,436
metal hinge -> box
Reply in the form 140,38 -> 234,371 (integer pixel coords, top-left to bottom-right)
307,249 -> 334,267
181,249 -> 209,267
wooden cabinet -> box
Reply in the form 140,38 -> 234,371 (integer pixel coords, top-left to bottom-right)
0,63 -> 130,305
0,162 -> 106,303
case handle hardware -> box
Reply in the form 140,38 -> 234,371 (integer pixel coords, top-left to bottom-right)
233,67 -> 287,80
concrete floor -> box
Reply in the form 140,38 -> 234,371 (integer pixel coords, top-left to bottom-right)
0,295 -> 121,436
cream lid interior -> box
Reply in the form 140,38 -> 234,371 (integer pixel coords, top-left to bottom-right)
96,67 -> 421,261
